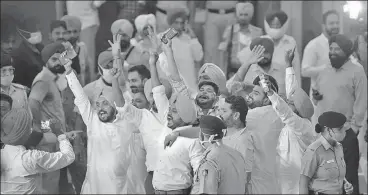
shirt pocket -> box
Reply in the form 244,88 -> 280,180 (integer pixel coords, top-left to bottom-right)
322,161 -> 339,180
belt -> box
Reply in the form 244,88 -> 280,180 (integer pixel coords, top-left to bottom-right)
309,190 -> 329,195
155,188 -> 190,195
156,6 -> 167,15
208,8 -> 235,14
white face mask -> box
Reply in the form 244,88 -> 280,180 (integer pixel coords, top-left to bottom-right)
18,29 -> 42,45
264,19 -> 288,40
56,73 -> 68,91
0,75 -> 14,87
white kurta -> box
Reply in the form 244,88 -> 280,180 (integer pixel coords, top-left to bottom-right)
66,72 -> 131,194
269,68 -> 315,194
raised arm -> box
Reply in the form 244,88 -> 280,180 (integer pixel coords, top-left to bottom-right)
23,134 -> 75,175
109,34 -> 126,107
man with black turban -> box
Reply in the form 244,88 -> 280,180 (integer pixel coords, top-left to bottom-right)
310,34 -> 367,195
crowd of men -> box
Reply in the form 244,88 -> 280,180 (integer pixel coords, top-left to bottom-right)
1,1 -> 367,194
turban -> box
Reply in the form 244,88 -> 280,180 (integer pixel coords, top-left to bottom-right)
318,111 -> 346,129
144,78 -> 173,102
111,19 -> 134,38
98,50 -> 114,69
98,90 -> 116,107
329,34 -> 355,56
199,115 -> 226,138
198,63 -> 226,94
60,15 -> 82,30
1,53 -> 13,68
1,108 -> 32,146
289,87 -> 314,118
135,14 -> 156,33
265,11 -> 288,26
41,42 -> 66,63
250,37 -> 274,55
252,74 -> 279,93
20,16 -> 40,32
172,93 -> 197,124
166,8 -> 189,26
236,2 -> 254,17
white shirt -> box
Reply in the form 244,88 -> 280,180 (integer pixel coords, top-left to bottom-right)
222,127 -> 251,168
152,137 -> 199,191
116,86 -> 172,172
301,33 -> 331,93
1,136 -> 74,194
156,0 -> 188,10
246,105 -> 284,194
268,68 -> 315,194
66,1 -> 105,29
66,72 -> 130,194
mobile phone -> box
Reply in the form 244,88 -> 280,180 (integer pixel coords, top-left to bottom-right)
161,28 -> 179,44
259,74 -> 270,92
59,51 -> 70,65
62,42 -> 77,60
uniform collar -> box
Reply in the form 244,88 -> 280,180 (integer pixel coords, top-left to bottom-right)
0,84 -> 16,95
319,135 -> 333,150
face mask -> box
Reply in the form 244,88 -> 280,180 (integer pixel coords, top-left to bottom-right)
56,74 -> 68,91
1,75 -> 14,87
329,54 -> 348,69
27,32 -> 42,45
267,28 -> 284,40
100,65 -> 113,83
49,64 -> 66,75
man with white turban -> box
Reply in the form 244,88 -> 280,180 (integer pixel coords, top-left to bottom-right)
110,19 -> 149,70
219,2 -> 262,78
263,10 -> 302,86
266,50 -> 315,194
198,63 -> 227,96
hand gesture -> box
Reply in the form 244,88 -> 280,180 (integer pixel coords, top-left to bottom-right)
60,53 -> 73,73
229,81 -> 244,95
147,26 -> 160,53
62,41 -> 77,59
164,132 -> 179,149
108,34 -> 122,58
49,118 -> 63,136
285,47 -> 296,67
109,67 -> 121,80
344,179 -> 353,194
64,130 -> 83,140
247,45 -> 265,65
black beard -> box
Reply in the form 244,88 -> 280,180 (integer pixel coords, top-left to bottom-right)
49,65 -> 66,74
329,54 -> 348,69
258,60 -> 272,68
120,40 -> 131,51
68,37 -> 78,45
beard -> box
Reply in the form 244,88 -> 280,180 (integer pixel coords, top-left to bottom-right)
49,64 -> 66,74
68,37 -> 78,45
326,27 -> 339,37
258,58 -> 272,68
120,40 -> 131,51
196,95 -> 216,109
329,54 -> 348,69
98,109 -> 115,122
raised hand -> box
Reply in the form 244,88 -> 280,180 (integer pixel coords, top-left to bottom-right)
247,45 -> 265,65
285,47 -> 296,67
109,67 -> 121,80
108,34 -> 122,58
60,52 -> 73,73
149,51 -> 159,66
147,26 -> 160,53
65,130 -> 83,140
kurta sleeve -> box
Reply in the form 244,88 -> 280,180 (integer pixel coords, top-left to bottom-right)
152,85 -> 170,124
168,76 -> 198,100
300,148 -> 318,178
301,42 -> 320,78
115,102 -> 143,128
245,132 -> 254,172
189,38 -> 204,62
291,45 -> 302,86
66,71 -> 94,126
351,69 -> 368,132
22,135 -> 75,175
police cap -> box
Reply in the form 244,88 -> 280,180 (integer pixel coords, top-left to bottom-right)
199,115 -> 226,136
318,111 -> 347,129
1,53 -> 13,68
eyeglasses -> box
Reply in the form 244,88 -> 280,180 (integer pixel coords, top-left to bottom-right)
0,67 -> 15,76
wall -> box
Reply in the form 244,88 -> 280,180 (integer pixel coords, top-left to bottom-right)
1,0 -> 57,45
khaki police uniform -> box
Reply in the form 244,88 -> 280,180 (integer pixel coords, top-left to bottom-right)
191,143 -> 247,194
1,83 -> 31,114
300,135 -> 346,194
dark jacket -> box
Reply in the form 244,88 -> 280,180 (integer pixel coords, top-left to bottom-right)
12,40 -> 44,88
